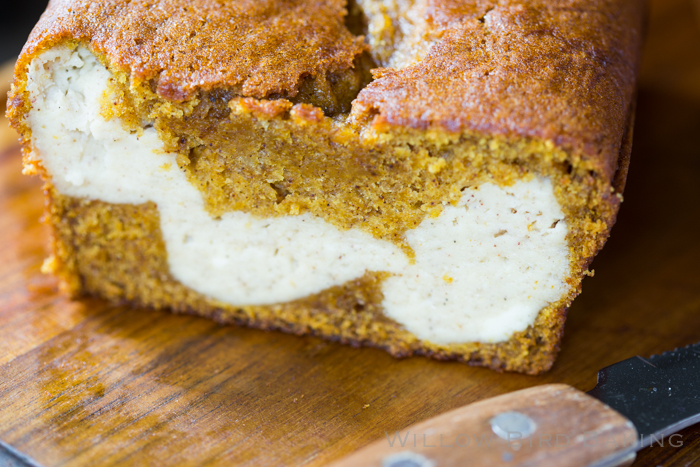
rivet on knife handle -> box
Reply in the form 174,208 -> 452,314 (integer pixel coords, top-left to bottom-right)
329,384 -> 638,467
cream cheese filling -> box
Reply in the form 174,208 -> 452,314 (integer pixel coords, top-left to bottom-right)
25,46 -> 570,345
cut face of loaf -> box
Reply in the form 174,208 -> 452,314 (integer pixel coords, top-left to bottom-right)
8,0 -> 644,374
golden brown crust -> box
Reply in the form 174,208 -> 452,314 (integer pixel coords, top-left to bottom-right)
14,1 -> 645,176
19,0 -> 367,104
353,1 -> 646,180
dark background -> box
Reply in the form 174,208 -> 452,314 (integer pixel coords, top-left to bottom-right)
0,0 -> 48,63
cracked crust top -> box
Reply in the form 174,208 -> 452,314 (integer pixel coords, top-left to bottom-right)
13,0 -> 645,179
19,0 -> 366,102
354,0 -> 646,179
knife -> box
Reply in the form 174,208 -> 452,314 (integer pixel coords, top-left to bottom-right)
331,342 -> 700,467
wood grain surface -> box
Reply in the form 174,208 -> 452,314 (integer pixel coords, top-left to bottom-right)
1,0 -> 699,466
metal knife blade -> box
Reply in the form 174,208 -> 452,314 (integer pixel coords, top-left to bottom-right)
587,342 -> 700,448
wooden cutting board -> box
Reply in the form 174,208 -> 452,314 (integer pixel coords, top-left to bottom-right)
1,1 -> 700,465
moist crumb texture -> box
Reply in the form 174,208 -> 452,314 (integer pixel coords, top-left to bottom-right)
8,0 -> 645,374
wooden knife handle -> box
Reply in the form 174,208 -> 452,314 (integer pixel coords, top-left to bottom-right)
330,384 -> 638,467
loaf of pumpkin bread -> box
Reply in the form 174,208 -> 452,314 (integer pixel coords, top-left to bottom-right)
7,0 -> 645,374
